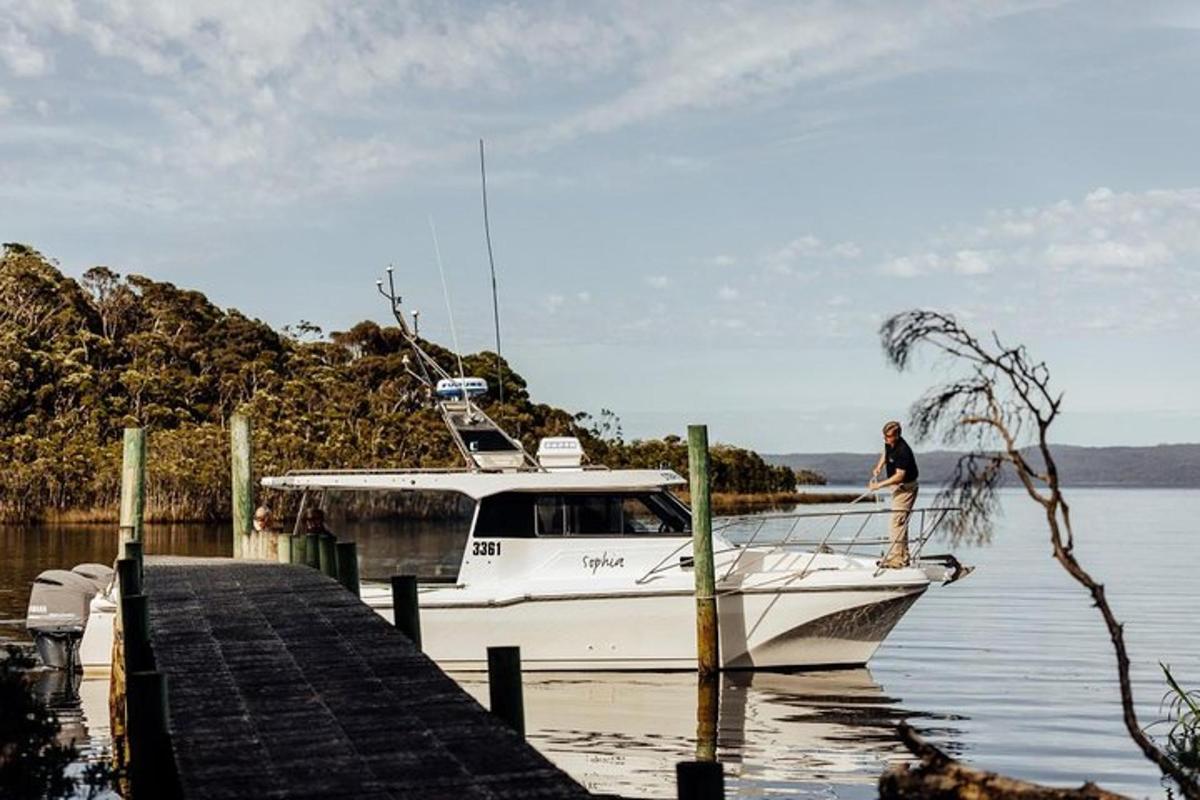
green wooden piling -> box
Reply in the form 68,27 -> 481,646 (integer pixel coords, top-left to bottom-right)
277,534 -> 293,564
390,575 -> 422,650
230,413 -> 253,560
290,535 -> 306,566
336,542 -> 359,596
304,533 -> 320,569
318,535 -> 337,578
119,428 -> 146,559
116,558 -> 142,597
687,424 -> 719,676
676,760 -> 725,800
127,670 -> 178,800
122,594 -> 153,675
487,646 -> 525,738
696,672 -> 719,763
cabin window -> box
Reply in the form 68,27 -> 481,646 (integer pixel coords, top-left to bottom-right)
461,429 -> 519,453
476,492 -> 690,537
475,493 -> 536,537
534,493 -> 690,536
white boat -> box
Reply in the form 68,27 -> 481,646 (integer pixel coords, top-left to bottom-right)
252,466 -> 965,671
72,269 -> 969,673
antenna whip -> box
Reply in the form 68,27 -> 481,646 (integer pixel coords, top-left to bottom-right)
428,215 -> 467,386
480,138 -> 505,404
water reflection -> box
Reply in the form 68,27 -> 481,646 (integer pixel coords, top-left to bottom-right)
0,523 -> 228,644
454,668 -> 950,798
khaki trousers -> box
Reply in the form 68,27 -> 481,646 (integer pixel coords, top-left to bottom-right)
884,481 -> 919,566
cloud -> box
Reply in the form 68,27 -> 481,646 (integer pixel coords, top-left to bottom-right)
717,285 -> 739,300
0,0 -> 1055,211
882,187 -> 1200,281
1044,240 -> 1171,270
0,21 -> 49,76
646,275 -> 669,289
765,234 -> 861,274
952,249 -> 993,275
879,253 -> 938,278
867,186 -> 1200,335
532,2 -> 1044,147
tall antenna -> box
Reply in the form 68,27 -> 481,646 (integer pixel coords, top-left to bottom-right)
480,138 -> 505,404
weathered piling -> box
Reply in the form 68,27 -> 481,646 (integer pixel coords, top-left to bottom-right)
124,540 -> 144,571
318,535 -> 337,579
230,412 -> 253,559
119,427 -> 146,558
304,532 -> 320,569
335,542 -> 359,595
276,534 -> 292,564
487,645 -> 525,738
127,670 -> 178,800
677,760 -> 725,800
696,673 -> 719,763
117,557 -> 142,597
289,534 -> 306,566
121,594 -> 153,675
687,424 -> 719,675
391,575 -> 422,649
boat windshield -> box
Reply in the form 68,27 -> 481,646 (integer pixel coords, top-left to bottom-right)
475,491 -> 691,538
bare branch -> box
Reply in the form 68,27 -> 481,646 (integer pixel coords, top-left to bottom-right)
879,308 -> 1200,799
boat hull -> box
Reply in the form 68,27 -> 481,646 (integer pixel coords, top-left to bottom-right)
80,571 -> 929,674
369,581 -> 927,671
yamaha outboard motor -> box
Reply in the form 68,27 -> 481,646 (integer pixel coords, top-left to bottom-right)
25,568 -> 105,670
70,563 -> 114,594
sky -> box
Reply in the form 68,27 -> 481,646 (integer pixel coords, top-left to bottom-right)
2,1 -> 1199,453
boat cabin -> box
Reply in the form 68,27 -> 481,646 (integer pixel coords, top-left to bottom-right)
260,468 -> 692,585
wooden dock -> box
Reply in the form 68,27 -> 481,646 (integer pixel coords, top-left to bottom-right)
125,557 -> 589,800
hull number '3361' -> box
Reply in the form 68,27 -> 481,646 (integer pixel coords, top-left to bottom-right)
472,541 -> 501,557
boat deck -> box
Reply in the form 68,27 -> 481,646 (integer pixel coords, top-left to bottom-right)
140,557 -> 589,799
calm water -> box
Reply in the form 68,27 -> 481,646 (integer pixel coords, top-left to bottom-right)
1,488 -> 1197,798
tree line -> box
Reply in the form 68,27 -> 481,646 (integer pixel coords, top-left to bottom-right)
0,243 -> 806,522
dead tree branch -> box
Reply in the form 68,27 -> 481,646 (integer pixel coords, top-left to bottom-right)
880,723 -> 1129,799
879,309 -> 1199,799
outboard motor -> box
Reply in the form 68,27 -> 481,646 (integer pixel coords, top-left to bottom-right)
25,568 -> 102,670
70,563 -> 114,594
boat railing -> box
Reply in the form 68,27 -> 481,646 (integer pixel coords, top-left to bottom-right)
634,504 -> 958,585
281,465 -> 617,476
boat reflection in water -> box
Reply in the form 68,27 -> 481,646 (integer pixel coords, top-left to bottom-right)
57,662 -> 945,797
31,669 -> 111,765
455,667 -> 941,798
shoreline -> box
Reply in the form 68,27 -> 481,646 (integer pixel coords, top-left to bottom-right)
3,490 -> 870,525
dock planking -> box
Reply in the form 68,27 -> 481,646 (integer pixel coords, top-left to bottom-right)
140,557 -> 590,800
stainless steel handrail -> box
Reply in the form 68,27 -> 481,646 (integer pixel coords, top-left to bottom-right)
638,504 -> 960,585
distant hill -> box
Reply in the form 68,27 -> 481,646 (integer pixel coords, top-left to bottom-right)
766,444 -> 1200,488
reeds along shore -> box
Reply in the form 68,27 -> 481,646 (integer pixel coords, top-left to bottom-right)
13,491 -> 862,525
680,490 -> 868,514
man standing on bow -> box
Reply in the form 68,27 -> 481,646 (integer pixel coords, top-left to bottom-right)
868,420 -> 919,568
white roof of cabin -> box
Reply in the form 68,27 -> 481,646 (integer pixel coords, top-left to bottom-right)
260,469 -> 686,500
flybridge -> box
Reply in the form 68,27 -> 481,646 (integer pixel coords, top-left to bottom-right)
260,468 -> 687,500
377,267 -> 536,472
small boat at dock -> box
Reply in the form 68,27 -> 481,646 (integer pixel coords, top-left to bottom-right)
258,464 -> 964,670
62,267 -> 970,673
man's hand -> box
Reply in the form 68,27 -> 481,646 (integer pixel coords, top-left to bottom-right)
867,479 -> 880,492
